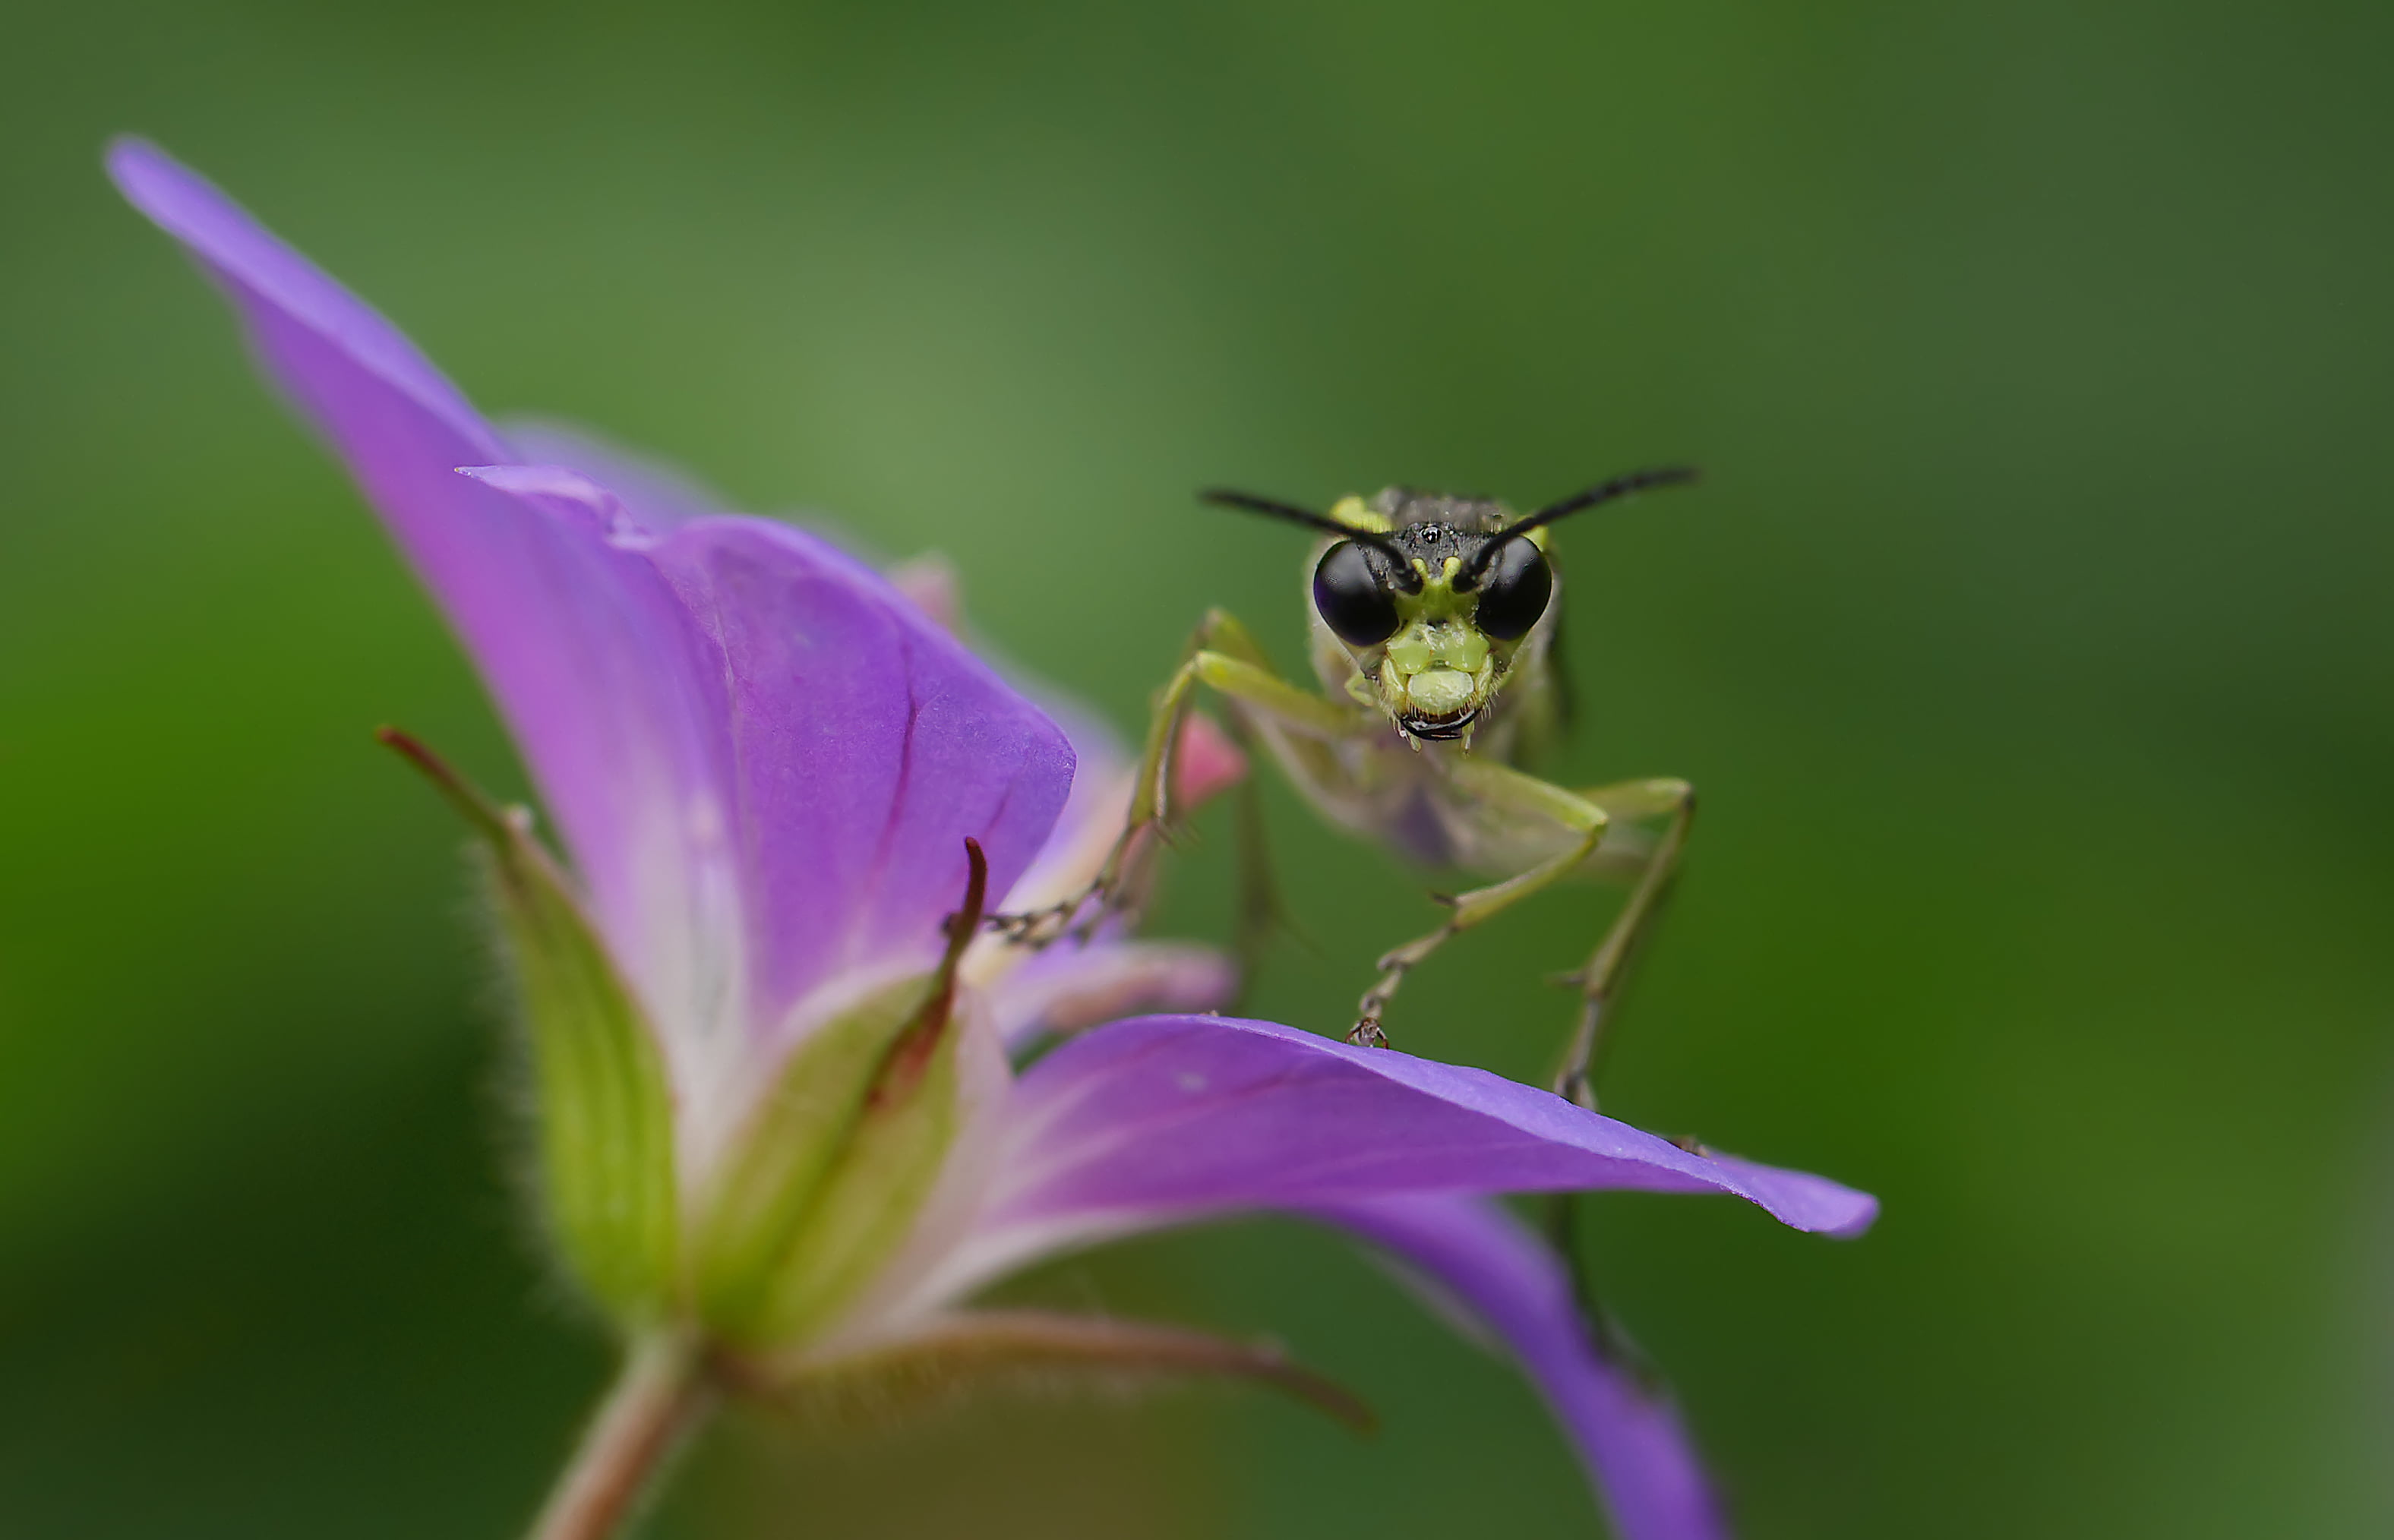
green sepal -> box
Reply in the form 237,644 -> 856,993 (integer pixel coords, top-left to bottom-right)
379,728 -> 678,1320
688,974 -> 937,1343
744,1000 -> 965,1344
723,1309 -> 1375,1435
691,841 -> 988,1350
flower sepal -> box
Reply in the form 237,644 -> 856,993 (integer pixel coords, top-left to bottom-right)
379,729 -> 678,1321
715,1309 -> 1373,1434
689,841 -> 991,1351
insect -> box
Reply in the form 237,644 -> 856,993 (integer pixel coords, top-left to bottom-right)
992,468 -> 1698,1112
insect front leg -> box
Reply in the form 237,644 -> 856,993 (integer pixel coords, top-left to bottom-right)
1549,777 -> 1695,1111
986,608 -> 1355,948
981,652 -> 1205,949
1350,764 -> 1609,1047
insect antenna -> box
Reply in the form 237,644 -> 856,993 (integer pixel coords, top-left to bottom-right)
1200,488 -> 1424,592
1456,465 -> 1701,589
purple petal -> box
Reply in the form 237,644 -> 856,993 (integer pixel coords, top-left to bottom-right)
468,447 -> 1079,1034
107,139 -> 503,466
1012,693 -> 1129,901
936,1015 -> 1874,1293
854,548 -> 1135,920
109,137 -> 750,1047
1307,1194 -> 1728,1540
501,418 -> 728,532
434,467 -> 745,1055
647,516 -> 1072,1044
981,940 -> 1237,1049
112,140 -> 1076,1075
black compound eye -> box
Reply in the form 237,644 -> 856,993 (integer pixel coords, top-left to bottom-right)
1471,538 -> 1552,640
1312,540 -> 1403,647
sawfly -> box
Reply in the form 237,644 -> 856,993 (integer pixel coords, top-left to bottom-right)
993,468 -> 1698,1113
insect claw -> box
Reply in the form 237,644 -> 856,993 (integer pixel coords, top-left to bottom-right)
986,880 -> 1120,949
1345,1019 -> 1390,1049
1668,1133 -> 1713,1157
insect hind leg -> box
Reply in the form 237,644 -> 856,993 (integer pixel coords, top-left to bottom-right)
1549,777 -> 1694,1110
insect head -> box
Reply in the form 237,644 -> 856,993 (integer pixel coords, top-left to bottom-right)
1203,468 -> 1696,743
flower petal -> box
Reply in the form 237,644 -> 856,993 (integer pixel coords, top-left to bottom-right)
1307,1194 -> 1727,1540
412,467 -> 747,1066
922,1015 -> 1874,1300
113,142 -> 1078,1101
501,417 -> 729,532
646,516 -> 1074,1050
110,143 -> 750,1055
981,940 -> 1238,1050
1170,710 -> 1248,809
107,139 -> 502,464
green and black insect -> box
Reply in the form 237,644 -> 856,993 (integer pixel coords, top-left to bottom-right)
995,468 -> 1698,1112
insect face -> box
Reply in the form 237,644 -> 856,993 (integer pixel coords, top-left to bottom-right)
1309,491 -> 1545,744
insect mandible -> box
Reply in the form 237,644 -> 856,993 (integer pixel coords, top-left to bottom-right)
991,467 -> 1698,1113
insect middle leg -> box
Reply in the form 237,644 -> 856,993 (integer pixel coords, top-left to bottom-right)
1349,763 -> 1609,1046
1220,708 -> 1306,992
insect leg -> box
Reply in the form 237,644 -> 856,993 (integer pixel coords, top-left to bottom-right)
1549,777 -> 1695,1112
1537,778 -> 1694,1356
1350,764 -> 1609,1046
1220,710 -> 1303,998
986,610 -> 1353,947
1115,624 -> 1355,935
1149,611 -> 1311,986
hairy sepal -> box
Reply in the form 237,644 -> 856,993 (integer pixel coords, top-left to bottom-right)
380,729 -> 678,1321
691,839 -> 988,1351
725,1310 -> 1374,1434
688,972 -> 965,1348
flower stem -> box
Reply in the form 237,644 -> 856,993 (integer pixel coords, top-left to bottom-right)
528,1331 -> 714,1540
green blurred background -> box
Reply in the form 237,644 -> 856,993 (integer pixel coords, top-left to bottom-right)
3,1 -> 2389,1535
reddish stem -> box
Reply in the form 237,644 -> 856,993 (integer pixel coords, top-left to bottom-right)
526,1333 -> 713,1540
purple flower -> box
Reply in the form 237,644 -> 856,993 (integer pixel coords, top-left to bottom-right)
109,139 -> 1875,1540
